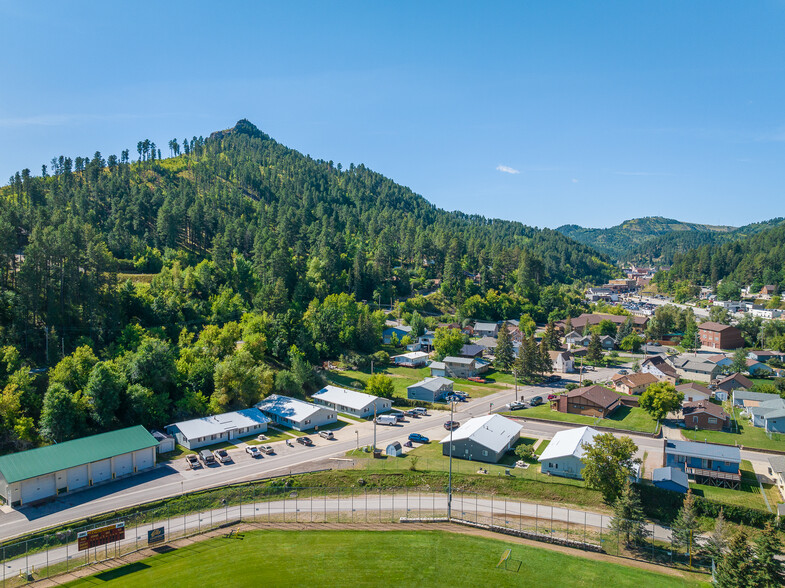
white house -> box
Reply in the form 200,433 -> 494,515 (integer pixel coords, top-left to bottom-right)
548,350 -> 575,373
311,385 -> 391,418
256,394 -> 337,431
473,322 -> 499,338
166,408 -> 271,450
539,426 -> 599,479
440,414 -> 522,463
392,351 -> 429,367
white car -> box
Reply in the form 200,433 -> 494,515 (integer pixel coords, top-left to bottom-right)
259,444 -> 275,454
245,446 -> 262,458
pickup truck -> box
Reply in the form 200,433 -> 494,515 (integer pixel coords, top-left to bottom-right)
213,449 -> 231,463
185,454 -> 201,469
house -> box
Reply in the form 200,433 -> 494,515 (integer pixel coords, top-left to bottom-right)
473,322 -> 499,338
747,350 -> 785,363
459,344 -> 485,358
668,355 -> 722,382
474,336 -> 499,352
732,389 -> 778,408
539,426 -> 599,479
599,335 -> 616,350
748,397 -> 785,433
562,313 -> 648,333
767,456 -> 785,502
706,353 -> 733,370
150,430 -> 175,454
750,307 -> 783,320
382,325 -> 412,344
417,330 -> 436,351
429,361 -> 447,377
652,467 -> 690,494
551,385 -> 621,418
166,408 -> 271,450
441,356 -> 487,379
407,377 -> 453,403
698,322 -> 745,350
676,382 -> 712,403
682,401 -> 730,431
641,356 -> 680,384
761,285 -> 778,298
385,441 -> 403,457
563,330 -> 585,346
548,350 -> 575,374
392,351 -> 429,367
716,373 -> 754,395
613,372 -> 659,395
746,359 -> 774,376
664,439 -> 741,489
0,426 -> 157,508
311,385 -> 391,418
440,414 -> 522,464
256,394 -> 337,431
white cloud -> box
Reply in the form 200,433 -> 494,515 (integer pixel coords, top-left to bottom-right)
496,164 -> 520,174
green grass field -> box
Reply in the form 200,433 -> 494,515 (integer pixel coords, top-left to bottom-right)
681,408 -> 785,452
65,530 -> 708,588
689,460 -> 769,511
502,404 -> 659,434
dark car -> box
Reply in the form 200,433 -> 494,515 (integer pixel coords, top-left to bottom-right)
408,433 -> 429,443
443,420 -> 460,431
529,396 -> 544,407
545,375 -> 560,383
404,410 -> 419,418
199,449 -> 215,464
297,436 -> 313,446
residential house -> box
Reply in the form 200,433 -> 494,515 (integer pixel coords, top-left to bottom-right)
382,325 -> 412,344
417,329 -> 436,351
716,373 -> 754,395
761,285 -> 778,298
732,389 -> 778,408
166,408 -> 271,450
474,336 -> 499,353
256,395 -> 337,431
563,330 -> 585,346
440,414 -> 522,464
391,351 -> 429,367
428,361 -> 447,377
562,313 -> 648,333
459,344 -> 485,358
473,322 -> 499,338
748,397 -> 785,433
551,385 -> 621,418
767,456 -> 785,502
668,355 -> 722,382
641,356 -> 680,384
539,426 -> 599,479
652,467 -> 689,494
311,386 -> 391,418
706,353 -> 733,370
682,401 -> 730,431
746,359 -> 774,376
548,350 -> 575,374
676,382 -> 712,403
441,356 -> 488,379
599,335 -> 615,350
698,322 -> 745,350
613,372 -> 659,395
747,350 -> 785,363
664,439 -> 741,489
407,377 -> 453,403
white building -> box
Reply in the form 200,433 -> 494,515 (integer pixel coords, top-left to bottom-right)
311,385 -> 391,418
539,426 -> 600,479
392,351 -> 429,367
440,414 -> 522,463
166,408 -> 271,450
256,394 -> 337,431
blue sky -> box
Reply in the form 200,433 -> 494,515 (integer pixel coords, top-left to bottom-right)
1,1 -> 784,228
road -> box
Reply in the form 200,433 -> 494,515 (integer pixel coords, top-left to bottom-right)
626,295 -> 710,319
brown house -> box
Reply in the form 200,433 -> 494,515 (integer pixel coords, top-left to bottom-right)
715,372 -> 754,394
698,322 -> 745,350
676,382 -> 712,403
613,372 -> 659,395
682,401 -> 730,431
552,385 -> 621,418
560,313 -> 648,333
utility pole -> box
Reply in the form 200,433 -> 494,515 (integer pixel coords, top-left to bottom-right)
373,404 -> 377,452
448,398 -> 455,521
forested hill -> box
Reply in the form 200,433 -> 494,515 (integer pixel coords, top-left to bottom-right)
556,216 -> 736,260
664,222 -> 785,287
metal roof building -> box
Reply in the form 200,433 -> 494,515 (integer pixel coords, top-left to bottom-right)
440,414 -> 522,463
538,426 -> 600,479
166,408 -> 271,450
0,426 -> 158,507
407,376 -> 453,403
311,385 -> 391,418
256,394 -> 337,431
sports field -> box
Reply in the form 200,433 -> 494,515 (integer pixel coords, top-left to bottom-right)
65,530 -> 708,587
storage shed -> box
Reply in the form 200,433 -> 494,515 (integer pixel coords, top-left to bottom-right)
150,430 -> 175,454
652,467 -> 689,494
386,441 -> 403,457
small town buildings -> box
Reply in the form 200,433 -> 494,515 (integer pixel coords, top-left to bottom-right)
664,440 -> 741,489
599,335 -> 616,350
682,401 -> 730,431
550,385 -> 621,418
150,430 -> 175,454
716,373 -> 754,395
767,456 -> 785,502
652,467 -> 689,494
746,359 -> 774,376
391,351 -> 429,367
706,353 -> 733,369
474,336 -> 498,352
256,394 -> 337,431
382,325 -> 412,344
407,377 -> 454,403
750,307 -> 783,320
613,372 -> 659,395
0,426 -> 158,507
563,330 -> 585,346
747,350 -> 785,363
562,313 -> 648,333
698,322 -> 745,350
548,350 -> 575,373
676,382 -> 712,403
385,441 -> 403,457
668,356 -> 722,382
429,361 -> 447,377
538,426 -> 599,479
585,287 -> 617,302
440,356 -> 487,379
459,344 -> 485,358
641,356 -> 680,384
440,414 -> 522,464
732,389 -> 778,408
311,385 -> 391,418
167,408 -> 271,450
748,397 -> 785,433
473,322 -> 499,338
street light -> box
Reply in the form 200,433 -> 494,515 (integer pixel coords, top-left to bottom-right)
448,397 -> 456,521
356,430 -> 359,451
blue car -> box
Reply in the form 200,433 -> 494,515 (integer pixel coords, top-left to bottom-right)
408,433 -> 429,443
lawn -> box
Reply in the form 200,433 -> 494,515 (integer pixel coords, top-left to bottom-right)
681,408 -> 785,452
502,404 -> 660,434
65,530 -> 708,588
689,460 -> 769,512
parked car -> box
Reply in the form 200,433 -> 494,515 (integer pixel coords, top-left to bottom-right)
445,395 -> 461,402
529,396 -> 544,407
618,369 -> 629,375
408,433 -> 429,443
467,376 -> 486,383
318,430 -> 334,440
545,375 -> 560,383
411,407 -> 428,416
443,420 -> 460,431
199,449 -> 215,464
376,415 -> 399,426
404,410 -> 419,418
508,401 -> 526,410
245,446 -> 262,458
297,436 -> 313,446
259,444 -> 274,454
185,454 -> 201,469
256,434 -> 268,441
213,449 -> 231,463
390,411 -> 405,422
453,390 -> 469,398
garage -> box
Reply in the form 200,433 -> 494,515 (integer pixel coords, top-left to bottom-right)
67,464 -> 88,490
113,453 -> 133,478
134,448 -> 154,471
21,474 -> 56,504
91,459 -> 112,484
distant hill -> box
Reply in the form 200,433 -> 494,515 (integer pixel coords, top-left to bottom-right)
556,216 -> 783,262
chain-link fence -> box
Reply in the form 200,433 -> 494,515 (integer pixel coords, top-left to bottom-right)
0,486 -> 709,586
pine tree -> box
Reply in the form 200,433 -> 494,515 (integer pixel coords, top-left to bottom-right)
494,324 -> 514,370
702,508 -> 727,563
615,316 -> 633,346
714,530 -> 755,588
609,479 -> 649,546
539,342 -> 552,376
587,332 -> 603,362
543,321 -> 559,350
670,491 -> 700,555
753,523 -> 784,587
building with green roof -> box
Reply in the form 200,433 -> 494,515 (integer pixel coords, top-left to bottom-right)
0,426 -> 158,507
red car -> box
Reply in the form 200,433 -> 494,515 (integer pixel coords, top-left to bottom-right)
547,393 -> 558,400
467,377 -> 486,383
444,420 -> 460,431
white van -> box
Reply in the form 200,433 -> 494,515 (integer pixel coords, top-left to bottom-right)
376,415 -> 398,426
